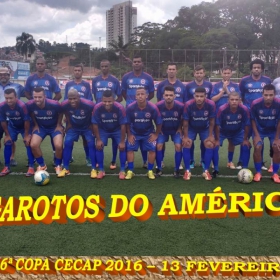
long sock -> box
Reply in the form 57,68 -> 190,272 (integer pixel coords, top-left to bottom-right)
261,145 -> 264,163
213,146 -> 219,171
119,150 -> 126,171
63,141 -> 73,170
200,141 -> 205,162
140,145 -> 148,163
228,151 -> 234,162
162,148 -> 165,161
241,145 -> 250,168
128,162 -> 134,171
148,162 -> 154,171
190,143 -> 195,161
156,150 -> 163,170
238,145 -> 242,163
51,138 -> 55,159
254,162 -> 262,173
273,163 -> 279,175
204,148 -> 213,171
26,146 -> 34,168
84,145 -> 89,158
111,141 -> 118,163
89,142 -> 96,169
175,151 -> 182,171
183,148 -> 191,170
55,157 -> 62,166
36,156 -> 45,167
4,141 -> 12,167
96,150 -> 104,171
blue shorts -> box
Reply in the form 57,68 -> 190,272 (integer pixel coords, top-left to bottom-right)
157,132 -> 182,144
252,131 -> 275,146
8,126 -> 32,142
127,134 -> 156,152
33,127 -> 62,140
99,129 -> 121,146
188,128 -> 210,142
220,130 -> 244,146
65,128 -> 94,143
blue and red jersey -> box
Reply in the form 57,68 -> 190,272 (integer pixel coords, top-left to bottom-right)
185,80 -> 213,101
64,80 -> 92,100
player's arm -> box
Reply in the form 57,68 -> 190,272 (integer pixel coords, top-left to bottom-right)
53,92 -> 62,101
251,119 -> 261,147
204,117 -> 215,145
64,112 -> 72,132
115,81 -> 123,102
273,121 -> 280,150
25,91 -> 32,100
122,90 -> 127,101
149,123 -> 162,143
126,124 -> 135,145
211,83 -> 228,102
55,113 -> 64,133
1,121 -> 12,143
116,95 -> 123,103
93,124 -> 103,150
214,124 -> 220,147
52,78 -> 62,101
176,119 -> 183,136
242,125 -> 251,147
182,119 -> 191,147
148,91 -> 154,101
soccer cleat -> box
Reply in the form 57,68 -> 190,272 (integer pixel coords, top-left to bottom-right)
202,170 -> 212,181
261,162 -> 268,171
183,170 -> 191,180
179,164 -> 184,170
55,165 -> 62,175
253,173 -> 262,182
155,168 -> 163,177
125,170 -> 135,180
147,170 -> 155,180
110,162 -> 117,170
90,169 -> 98,179
212,170 -> 219,178
37,165 -> 47,171
142,162 -> 148,169
85,157 -> 91,167
97,171 -> 105,179
119,171 -> 126,180
25,167 -> 35,177
268,165 -> 273,173
10,159 -> 17,166
271,174 -> 280,183
174,170 -> 180,179
190,160 -> 195,169
0,166 -> 11,177
57,168 -> 70,178
227,162 -> 236,169
156,162 -> 165,169
236,161 -> 243,170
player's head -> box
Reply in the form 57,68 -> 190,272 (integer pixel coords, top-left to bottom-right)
221,66 -> 232,81
68,88 -> 80,108
4,88 -> 17,107
263,84 -> 275,105
166,63 -> 177,79
250,59 -> 264,78
194,65 -> 205,83
100,60 -> 110,76
102,90 -> 114,110
132,55 -> 143,72
73,64 -> 83,80
194,86 -> 206,105
136,87 -> 147,105
228,91 -> 241,109
33,87 -> 45,107
36,58 -> 46,73
163,86 -> 175,104
0,67 -> 10,84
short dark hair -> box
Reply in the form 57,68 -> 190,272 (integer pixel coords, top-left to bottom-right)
263,84 -> 275,92
167,63 -> 177,68
222,66 -> 232,72
4,88 -> 16,96
74,64 -> 83,71
103,90 -> 114,98
164,86 -> 175,93
194,87 -> 206,94
136,87 -> 145,91
133,54 -> 142,60
194,65 -> 204,72
33,87 -> 45,94
100,59 -> 110,65
250,59 -> 265,70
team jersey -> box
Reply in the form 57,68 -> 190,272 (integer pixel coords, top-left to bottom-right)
64,80 -> 92,100
0,100 -> 29,129
92,75 -> 121,103
126,101 -> 162,136
61,99 -> 95,130
121,71 -> 154,106
25,73 -> 61,99
26,99 -> 62,130
92,102 -> 126,133
185,80 -> 213,101
0,82 -> 25,102
156,79 -> 187,103
156,100 -> 184,135
272,77 -> 280,98
210,81 -> 240,111
251,97 -> 280,134
183,99 -> 216,131
239,75 -> 271,109
216,103 -> 250,137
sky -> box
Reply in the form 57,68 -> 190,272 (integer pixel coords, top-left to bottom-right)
0,0 -> 211,48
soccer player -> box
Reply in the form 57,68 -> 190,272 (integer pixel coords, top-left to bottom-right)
27,87 -> 63,173
0,88 -> 34,176
156,86 -> 184,178
125,87 -> 162,180
92,90 -> 126,179
211,66 -> 241,169
215,91 -> 251,177
92,59 -> 122,170
58,89 -> 96,178
239,58 -> 272,170
272,76 -> 280,98
251,84 -> 280,183
121,55 -> 155,168
182,87 -> 216,181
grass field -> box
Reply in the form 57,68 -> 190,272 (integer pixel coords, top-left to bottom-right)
1,137 -> 280,256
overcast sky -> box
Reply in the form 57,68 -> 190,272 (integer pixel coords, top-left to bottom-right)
0,0 -> 211,48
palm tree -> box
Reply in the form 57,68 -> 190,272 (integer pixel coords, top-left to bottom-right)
16,32 -> 36,61
109,35 -> 133,64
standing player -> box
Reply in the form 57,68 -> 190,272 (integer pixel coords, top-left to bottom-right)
0,88 -> 34,176
92,59 -> 122,170
27,87 -> 63,173
58,89 -> 96,178
215,91 -> 251,177
251,84 -> 280,183
92,90 -> 126,179
156,86 -> 184,178
126,87 -> 162,179
122,55 -> 155,168
182,87 -> 216,181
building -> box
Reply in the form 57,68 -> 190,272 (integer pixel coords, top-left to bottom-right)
106,1 -> 137,48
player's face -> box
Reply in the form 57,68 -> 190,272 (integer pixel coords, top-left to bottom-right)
4,93 -> 17,107
136,89 -> 147,105
36,59 -> 46,73
167,65 -> 177,79
194,69 -> 205,83
73,67 -> 83,79
222,69 -> 232,81
228,95 -> 240,109
194,92 -> 206,106
33,91 -> 45,107
133,58 -> 143,72
68,94 -> 80,108
100,62 -> 110,75
163,90 -> 175,104
102,96 -> 114,111
251,64 -> 262,77
0,72 -> 10,84
263,89 -> 275,105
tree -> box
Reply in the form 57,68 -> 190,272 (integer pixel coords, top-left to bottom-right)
15,32 -> 36,60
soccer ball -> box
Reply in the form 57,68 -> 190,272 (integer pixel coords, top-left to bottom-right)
237,168 -> 253,184
34,170 -> 50,186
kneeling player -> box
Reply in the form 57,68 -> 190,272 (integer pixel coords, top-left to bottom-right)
92,90 -> 126,179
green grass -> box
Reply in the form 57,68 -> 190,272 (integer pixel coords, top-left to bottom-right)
0,138 -> 279,256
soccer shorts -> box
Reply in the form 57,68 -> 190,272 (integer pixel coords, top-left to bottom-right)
252,131 -> 275,146
8,126 -> 32,142
99,129 -> 121,146
33,127 -> 62,140
220,130 -> 244,146
126,134 -> 156,152
157,132 -> 182,144
188,128 -> 210,142
65,128 -> 94,143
